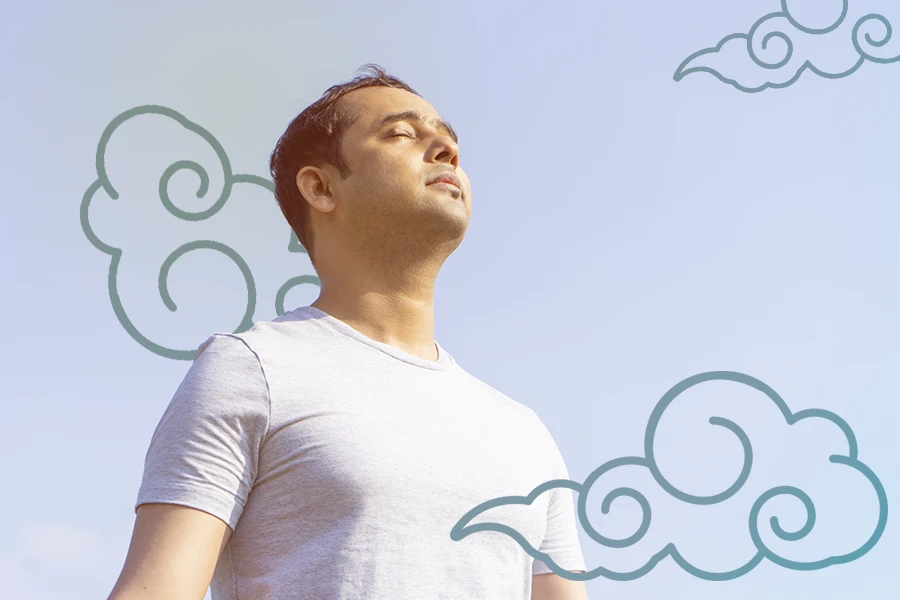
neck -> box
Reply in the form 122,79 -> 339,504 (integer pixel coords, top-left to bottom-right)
310,258 -> 441,361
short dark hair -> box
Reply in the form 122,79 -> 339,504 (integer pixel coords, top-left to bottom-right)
268,63 -> 420,270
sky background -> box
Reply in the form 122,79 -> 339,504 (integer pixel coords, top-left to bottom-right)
1,0 -> 898,598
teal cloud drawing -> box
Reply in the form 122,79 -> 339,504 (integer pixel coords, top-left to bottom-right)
81,105 -> 319,360
674,0 -> 900,92
451,371 -> 888,582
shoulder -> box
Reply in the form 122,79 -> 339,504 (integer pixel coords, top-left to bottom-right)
194,315 -> 293,363
194,332 -> 257,363
455,371 -> 557,444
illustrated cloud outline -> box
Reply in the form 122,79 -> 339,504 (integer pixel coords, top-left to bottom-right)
80,105 -> 321,360
451,371 -> 888,582
674,0 -> 900,92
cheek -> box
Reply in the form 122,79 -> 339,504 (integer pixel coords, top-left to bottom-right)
373,158 -> 412,186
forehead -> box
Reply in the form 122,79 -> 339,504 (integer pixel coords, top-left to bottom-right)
341,86 -> 441,133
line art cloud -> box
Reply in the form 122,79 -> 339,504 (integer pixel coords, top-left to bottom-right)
674,0 -> 900,92
81,105 -> 320,360
451,371 -> 888,582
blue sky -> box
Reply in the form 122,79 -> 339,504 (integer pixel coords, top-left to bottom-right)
1,1 -> 898,598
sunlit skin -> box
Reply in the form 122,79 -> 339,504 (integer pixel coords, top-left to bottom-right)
297,86 -> 471,361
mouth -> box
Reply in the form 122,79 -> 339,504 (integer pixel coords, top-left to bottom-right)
429,182 -> 463,200
428,172 -> 462,190
429,181 -> 460,190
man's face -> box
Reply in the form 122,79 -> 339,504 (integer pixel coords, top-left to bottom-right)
308,86 -> 471,259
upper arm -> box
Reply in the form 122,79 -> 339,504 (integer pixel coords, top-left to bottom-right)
532,572 -> 590,600
108,502 -> 232,600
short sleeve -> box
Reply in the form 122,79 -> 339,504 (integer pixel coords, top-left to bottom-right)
134,333 -> 270,532
528,411 -> 587,575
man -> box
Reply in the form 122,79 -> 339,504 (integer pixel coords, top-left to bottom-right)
108,64 -> 589,600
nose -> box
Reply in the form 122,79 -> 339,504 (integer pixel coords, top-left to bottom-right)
430,135 -> 459,167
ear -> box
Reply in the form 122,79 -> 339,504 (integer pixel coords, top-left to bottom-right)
296,165 -> 338,215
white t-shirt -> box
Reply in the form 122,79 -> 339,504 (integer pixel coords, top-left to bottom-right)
135,305 -> 586,599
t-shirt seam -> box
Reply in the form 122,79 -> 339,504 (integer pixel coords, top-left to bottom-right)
216,332 -> 273,483
519,404 -> 569,552
522,405 -> 563,474
228,542 -> 239,600
138,482 -> 242,528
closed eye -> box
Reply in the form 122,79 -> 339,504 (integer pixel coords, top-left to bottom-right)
390,131 -> 415,138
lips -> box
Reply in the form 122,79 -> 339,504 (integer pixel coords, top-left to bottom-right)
428,172 -> 461,190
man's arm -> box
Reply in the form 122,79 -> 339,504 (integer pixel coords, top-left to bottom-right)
532,572 -> 590,600
107,503 -> 232,600
113,334 -> 268,598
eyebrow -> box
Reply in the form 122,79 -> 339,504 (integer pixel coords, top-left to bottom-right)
375,110 -> 458,144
